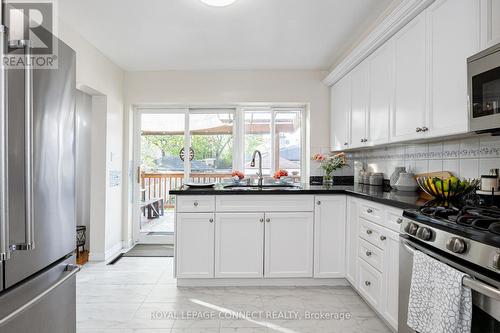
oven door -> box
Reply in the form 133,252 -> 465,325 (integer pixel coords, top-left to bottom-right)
399,237 -> 500,333
468,44 -> 500,132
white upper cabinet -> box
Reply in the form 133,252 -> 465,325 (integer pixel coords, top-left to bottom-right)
330,74 -> 351,151
350,61 -> 369,148
392,13 -> 427,142
427,0 -> 479,138
480,0 -> 500,49
367,39 -> 393,146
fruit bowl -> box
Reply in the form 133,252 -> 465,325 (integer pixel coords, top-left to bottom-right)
416,176 -> 479,200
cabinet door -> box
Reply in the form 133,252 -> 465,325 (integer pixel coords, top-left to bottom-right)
480,0 -> 500,49
350,61 -> 369,148
264,212 -> 314,278
330,74 -> 351,151
392,14 -> 427,142
427,0 -> 479,138
176,213 -> 214,278
345,197 -> 358,285
380,229 -> 400,331
368,40 -> 393,146
314,196 -> 346,278
215,213 -> 264,278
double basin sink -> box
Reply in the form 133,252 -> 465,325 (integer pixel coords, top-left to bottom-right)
222,183 -> 301,191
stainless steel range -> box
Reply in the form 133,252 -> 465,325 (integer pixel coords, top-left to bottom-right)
399,204 -> 500,333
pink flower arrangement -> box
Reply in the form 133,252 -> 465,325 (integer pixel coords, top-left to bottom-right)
231,170 -> 245,180
311,152 -> 349,179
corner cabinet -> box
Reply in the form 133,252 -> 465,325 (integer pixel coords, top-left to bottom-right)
330,0 -> 482,149
330,74 -> 351,151
313,196 -> 346,278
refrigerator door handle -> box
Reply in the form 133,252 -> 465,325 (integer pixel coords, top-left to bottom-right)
0,264 -> 80,326
0,25 -> 8,261
9,39 -> 34,251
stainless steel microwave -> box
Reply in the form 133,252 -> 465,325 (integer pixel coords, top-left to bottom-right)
468,43 -> 500,133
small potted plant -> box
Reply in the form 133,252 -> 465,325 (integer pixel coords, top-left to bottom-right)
312,152 -> 349,186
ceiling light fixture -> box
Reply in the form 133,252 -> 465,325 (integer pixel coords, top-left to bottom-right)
200,0 -> 237,7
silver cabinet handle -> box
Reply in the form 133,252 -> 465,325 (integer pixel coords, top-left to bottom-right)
193,201 -> 199,207
380,236 -> 386,241
365,281 -> 371,286
416,127 -> 422,132
316,200 -> 321,205
366,230 -> 373,235
365,251 -> 372,257
422,127 -> 428,132
366,209 -> 373,213
344,142 -> 348,146
265,218 -> 270,223
209,218 -> 214,223
360,138 -> 364,142
396,218 -> 403,224
0,264 -> 80,326
259,218 -> 264,223
10,40 -> 34,251
0,25 -> 9,261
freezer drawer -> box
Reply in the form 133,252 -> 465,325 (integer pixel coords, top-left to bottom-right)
0,256 -> 79,333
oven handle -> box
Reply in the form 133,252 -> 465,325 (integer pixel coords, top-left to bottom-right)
402,242 -> 500,301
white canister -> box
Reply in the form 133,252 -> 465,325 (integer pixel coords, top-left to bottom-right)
481,175 -> 499,192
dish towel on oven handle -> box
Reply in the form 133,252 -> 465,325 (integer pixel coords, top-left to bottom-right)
407,250 -> 472,333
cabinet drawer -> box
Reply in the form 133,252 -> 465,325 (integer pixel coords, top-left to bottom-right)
357,258 -> 382,309
358,201 -> 383,224
176,196 -> 215,212
358,238 -> 383,272
216,195 -> 314,212
386,209 -> 404,232
359,218 -> 384,248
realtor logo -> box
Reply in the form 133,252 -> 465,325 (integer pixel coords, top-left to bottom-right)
3,0 -> 58,68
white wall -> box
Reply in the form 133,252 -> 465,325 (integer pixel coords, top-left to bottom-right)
122,70 -> 330,244
58,21 -> 125,260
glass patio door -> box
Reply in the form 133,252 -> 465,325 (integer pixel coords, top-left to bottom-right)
134,109 -> 188,244
133,108 -> 236,244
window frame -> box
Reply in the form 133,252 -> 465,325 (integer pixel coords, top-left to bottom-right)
135,104 -> 308,183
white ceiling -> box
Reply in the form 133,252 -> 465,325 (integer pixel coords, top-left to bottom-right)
59,0 -> 393,71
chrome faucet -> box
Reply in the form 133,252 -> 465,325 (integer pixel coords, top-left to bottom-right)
250,150 -> 263,187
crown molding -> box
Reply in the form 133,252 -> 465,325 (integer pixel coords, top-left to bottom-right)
323,0 -> 436,87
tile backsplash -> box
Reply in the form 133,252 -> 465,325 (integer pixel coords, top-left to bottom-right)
311,135 -> 500,180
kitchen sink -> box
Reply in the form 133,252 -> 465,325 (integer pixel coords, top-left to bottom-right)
223,183 -> 301,190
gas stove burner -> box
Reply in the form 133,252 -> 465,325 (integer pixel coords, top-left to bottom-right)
420,206 -> 458,219
489,223 -> 500,235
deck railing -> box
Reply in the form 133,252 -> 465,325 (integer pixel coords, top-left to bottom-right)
141,172 -> 231,208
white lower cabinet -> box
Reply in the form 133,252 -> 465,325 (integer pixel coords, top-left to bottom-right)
345,197 -> 358,285
351,198 -> 400,332
314,196 -> 346,278
215,213 -> 264,278
176,212 -> 215,278
264,212 -> 314,278
380,229 -> 400,329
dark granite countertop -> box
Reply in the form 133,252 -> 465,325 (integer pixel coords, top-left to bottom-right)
170,183 -> 430,210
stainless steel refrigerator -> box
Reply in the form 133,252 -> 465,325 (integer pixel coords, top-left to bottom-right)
0,3 -> 79,332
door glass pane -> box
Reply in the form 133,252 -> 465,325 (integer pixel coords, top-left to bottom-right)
189,112 -> 234,182
244,111 -> 272,176
140,113 -> 185,234
275,110 -> 302,181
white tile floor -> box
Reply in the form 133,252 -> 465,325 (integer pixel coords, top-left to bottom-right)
77,257 -> 391,333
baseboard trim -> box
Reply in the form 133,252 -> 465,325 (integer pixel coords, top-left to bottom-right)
104,242 -> 123,261
177,278 -> 349,287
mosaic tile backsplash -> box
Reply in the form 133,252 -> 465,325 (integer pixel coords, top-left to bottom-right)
311,135 -> 500,180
